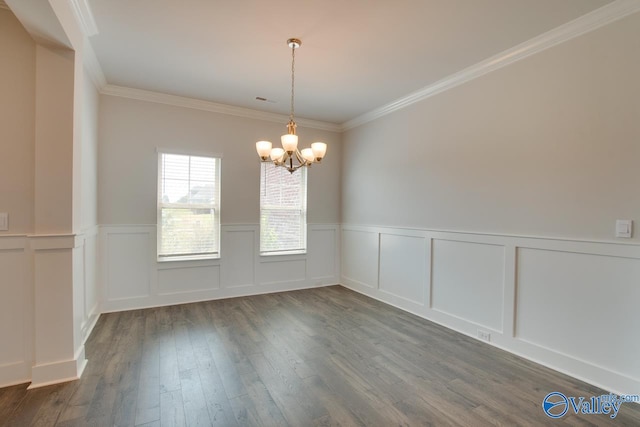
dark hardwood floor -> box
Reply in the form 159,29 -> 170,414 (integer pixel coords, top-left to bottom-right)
1,285 -> 639,426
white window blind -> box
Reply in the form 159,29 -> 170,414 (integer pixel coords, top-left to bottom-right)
158,152 -> 220,260
260,163 -> 307,254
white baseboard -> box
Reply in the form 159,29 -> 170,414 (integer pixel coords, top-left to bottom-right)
0,361 -> 31,388
102,281 -> 334,313
28,355 -> 85,389
82,307 -> 100,344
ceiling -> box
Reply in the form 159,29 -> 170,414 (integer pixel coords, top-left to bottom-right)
87,1 -> 612,124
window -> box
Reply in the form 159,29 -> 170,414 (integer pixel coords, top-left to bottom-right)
260,163 -> 307,255
158,152 -> 220,260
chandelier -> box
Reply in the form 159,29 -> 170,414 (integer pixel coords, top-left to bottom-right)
255,38 -> 327,173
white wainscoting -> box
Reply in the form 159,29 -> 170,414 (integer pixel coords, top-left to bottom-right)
100,224 -> 340,313
340,224 -> 640,396
432,239 -> 505,332
80,228 -> 100,343
0,236 -> 32,387
379,232 -> 428,310
342,229 -> 379,288
0,228 -> 99,389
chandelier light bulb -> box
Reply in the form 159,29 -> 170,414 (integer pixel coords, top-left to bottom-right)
281,133 -> 299,153
256,140 -> 272,160
301,148 -> 315,163
311,142 -> 327,161
270,147 -> 285,162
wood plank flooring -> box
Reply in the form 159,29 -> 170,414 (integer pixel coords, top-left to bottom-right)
1,285 -> 639,426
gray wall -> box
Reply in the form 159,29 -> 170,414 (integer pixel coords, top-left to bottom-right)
342,12 -> 640,242
98,96 -> 341,226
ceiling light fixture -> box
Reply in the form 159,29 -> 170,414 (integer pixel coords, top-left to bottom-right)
256,38 -> 327,173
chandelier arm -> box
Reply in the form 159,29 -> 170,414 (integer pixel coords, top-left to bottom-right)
280,162 -> 304,174
273,148 -> 309,173
293,149 -> 308,166
279,150 -> 291,166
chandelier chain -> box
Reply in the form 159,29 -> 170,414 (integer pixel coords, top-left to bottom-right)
290,44 -> 295,122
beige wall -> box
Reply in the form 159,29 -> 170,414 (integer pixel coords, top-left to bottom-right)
34,45 -> 75,234
0,9 -> 35,234
81,69 -> 99,230
342,12 -> 640,242
98,95 -> 341,225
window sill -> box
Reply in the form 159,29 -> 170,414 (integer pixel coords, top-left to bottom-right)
260,250 -> 307,257
157,254 -> 220,263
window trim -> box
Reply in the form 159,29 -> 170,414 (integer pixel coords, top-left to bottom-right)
157,149 -> 222,262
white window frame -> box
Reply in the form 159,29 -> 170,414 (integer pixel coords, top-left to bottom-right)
157,149 -> 222,262
260,163 -> 307,256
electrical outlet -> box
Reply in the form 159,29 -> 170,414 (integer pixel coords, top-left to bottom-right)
615,220 -> 632,238
477,329 -> 491,342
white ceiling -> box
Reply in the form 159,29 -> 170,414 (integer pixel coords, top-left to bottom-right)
86,0 -> 612,124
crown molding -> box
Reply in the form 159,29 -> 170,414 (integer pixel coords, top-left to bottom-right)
65,0 -> 105,89
84,43 -> 107,89
342,0 -> 640,131
100,84 -> 343,133
0,1 -> 10,11
69,0 -> 98,37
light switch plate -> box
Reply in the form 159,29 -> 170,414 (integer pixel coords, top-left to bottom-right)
0,213 -> 7,231
615,219 -> 632,238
